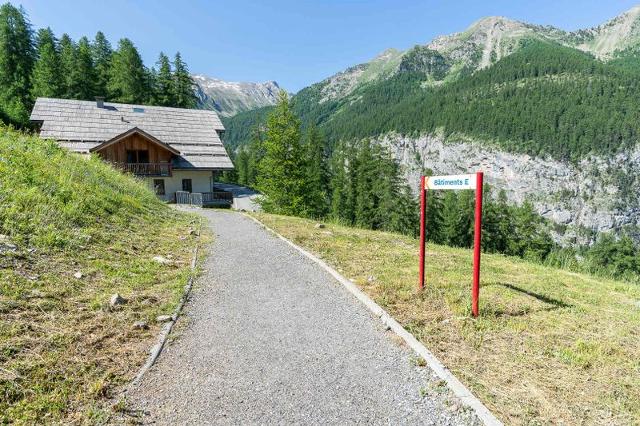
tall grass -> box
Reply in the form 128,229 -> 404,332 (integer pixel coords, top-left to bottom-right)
0,126 -> 168,250
0,126 -> 200,423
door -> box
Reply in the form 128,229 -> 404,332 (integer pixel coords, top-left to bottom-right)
182,178 -> 192,193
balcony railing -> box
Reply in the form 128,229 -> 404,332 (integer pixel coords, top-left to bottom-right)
113,162 -> 172,177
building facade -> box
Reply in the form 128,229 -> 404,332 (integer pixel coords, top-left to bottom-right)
30,97 -> 234,202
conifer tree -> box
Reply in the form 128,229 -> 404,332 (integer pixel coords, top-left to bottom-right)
155,52 -> 174,106
91,31 -> 112,97
31,27 -> 60,99
329,142 -> 349,221
147,66 -> 158,103
108,38 -> 148,104
0,3 -> 34,124
256,91 -> 307,215
354,140 -> 378,228
172,52 -> 196,108
303,124 -> 329,218
75,36 -> 95,99
58,34 -> 78,99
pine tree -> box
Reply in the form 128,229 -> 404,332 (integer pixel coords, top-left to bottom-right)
75,36 -> 95,99
256,91 -> 307,215
155,52 -> 174,106
235,148 -> 251,185
425,191 -> 444,244
108,38 -> 148,104
91,31 -> 112,97
329,142 -> 349,221
303,124 -> 329,218
31,27 -> 60,99
147,66 -> 158,103
0,3 -> 34,124
58,34 -> 78,99
354,140 -> 377,228
172,52 -> 196,108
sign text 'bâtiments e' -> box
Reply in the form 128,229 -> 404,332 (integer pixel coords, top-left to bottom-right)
425,174 -> 477,190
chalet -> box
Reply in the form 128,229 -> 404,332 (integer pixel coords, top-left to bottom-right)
29,97 -> 234,203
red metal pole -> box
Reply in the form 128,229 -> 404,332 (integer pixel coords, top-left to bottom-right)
472,172 -> 484,317
418,176 -> 427,290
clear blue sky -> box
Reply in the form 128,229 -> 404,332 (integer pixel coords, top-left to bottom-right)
15,0 -> 640,92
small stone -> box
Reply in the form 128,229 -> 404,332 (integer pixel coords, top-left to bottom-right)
156,315 -> 173,323
73,271 -> 83,279
28,289 -> 45,298
188,228 -> 196,235
0,234 -> 17,253
448,403 -> 461,412
314,223 -> 326,229
140,298 -> 155,306
27,274 -> 39,281
367,275 -> 375,283
132,321 -> 149,330
109,293 -> 126,307
153,256 -> 172,265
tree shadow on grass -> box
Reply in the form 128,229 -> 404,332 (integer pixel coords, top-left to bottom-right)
485,282 -> 573,318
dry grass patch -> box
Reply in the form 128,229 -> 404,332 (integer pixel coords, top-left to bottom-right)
254,213 -> 640,425
0,213 -> 206,424
0,128 -> 209,423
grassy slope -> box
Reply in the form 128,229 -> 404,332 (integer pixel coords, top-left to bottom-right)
255,213 -> 640,425
0,127 -> 202,423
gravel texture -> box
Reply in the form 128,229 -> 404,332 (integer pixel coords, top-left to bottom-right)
127,210 -> 480,425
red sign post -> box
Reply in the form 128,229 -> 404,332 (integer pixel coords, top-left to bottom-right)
418,172 -> 484,317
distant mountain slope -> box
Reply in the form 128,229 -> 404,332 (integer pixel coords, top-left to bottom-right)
193,75 -> 282,117
222,6 -> 640,242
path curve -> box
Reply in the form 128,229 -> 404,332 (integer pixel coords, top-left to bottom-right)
127,210 -> 480,425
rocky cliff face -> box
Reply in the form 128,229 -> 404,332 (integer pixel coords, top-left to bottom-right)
193,75 -> 282,117
380,133 -> 640,244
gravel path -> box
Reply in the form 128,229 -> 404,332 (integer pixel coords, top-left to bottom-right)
127,210 -> 479,425
212,182 -> 261,211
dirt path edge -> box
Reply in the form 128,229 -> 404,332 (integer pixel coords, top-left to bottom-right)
244,213 -> 503,426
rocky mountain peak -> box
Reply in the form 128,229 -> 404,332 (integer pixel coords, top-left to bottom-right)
193,75 -> 283,117
572,4 -> 640,58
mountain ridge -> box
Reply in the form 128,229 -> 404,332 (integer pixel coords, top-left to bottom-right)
309,5 -> 640,103
193,74 -> 282,117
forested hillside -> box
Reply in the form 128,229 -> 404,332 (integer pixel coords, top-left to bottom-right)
225,41 -> 640,161
0,3 -> 197,126
225,92 -> 640,282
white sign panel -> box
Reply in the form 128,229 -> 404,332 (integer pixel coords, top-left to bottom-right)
425,174 -> 476,190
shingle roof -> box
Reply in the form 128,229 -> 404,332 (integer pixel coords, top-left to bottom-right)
30,97 -> 234,170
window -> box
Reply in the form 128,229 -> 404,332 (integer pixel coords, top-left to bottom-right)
126,150 -> 149,163
153,179 -> 165,195
132,107 -> 145,113
182,179 -> 192,193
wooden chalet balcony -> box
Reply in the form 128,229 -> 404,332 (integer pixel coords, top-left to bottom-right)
113,162 -> 172,177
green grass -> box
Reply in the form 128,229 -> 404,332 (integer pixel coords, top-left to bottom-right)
0,127 -> 203,424
254,212 -> 640,426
